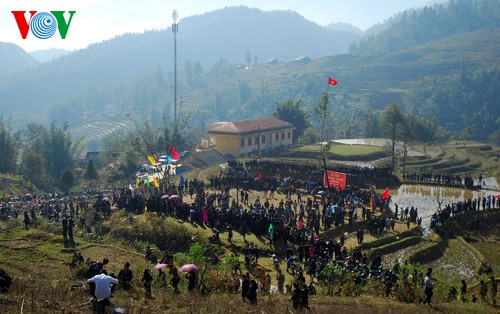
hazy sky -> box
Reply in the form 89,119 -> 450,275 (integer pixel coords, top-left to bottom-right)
0,0 -> 439,52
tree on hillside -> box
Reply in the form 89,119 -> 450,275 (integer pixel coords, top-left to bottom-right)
60,168 -> 75,192
400,115 -> 417,177
0,116 -> 20,174
382,104 -> 404,173
84,159 -> 98,181
315,91 -> 330,153
21,150 -> 44,191
24,122 -> 81,181
273,99 -> 311,143
363,109 -> 382,138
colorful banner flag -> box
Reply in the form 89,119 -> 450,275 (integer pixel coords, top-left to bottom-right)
147,156 -> 157,165
153,177 -> 159,188
180,175 -> 185,185
144,205 -> 148,212
381,188 -> 389,200
323,171 -> 346,190
169,144 -> 175,157
370,196 -> 374,213
146,176 -> 150,187
135,177 -> 140,187
268,223 -> 274,232
328,77 -> 338,85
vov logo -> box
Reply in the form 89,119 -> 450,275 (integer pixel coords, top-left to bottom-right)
12,11 -> 76,39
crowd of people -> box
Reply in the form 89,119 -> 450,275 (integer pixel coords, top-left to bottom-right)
1,157 -> 498,311
403,172 -> 478,188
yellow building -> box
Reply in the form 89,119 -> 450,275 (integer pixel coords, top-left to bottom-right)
207,118 -> 295,157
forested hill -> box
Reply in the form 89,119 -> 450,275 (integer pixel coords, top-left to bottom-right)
0,6 -> 362,117
350,0 -> 500,55
0,42 -> 40,77
49,29 -> 499,142
0,1 -> 498,142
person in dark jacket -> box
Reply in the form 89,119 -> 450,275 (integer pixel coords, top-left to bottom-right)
300,283 -> 311,310
186,271 -> 197,292
247,278 -> 258,304
291,283 -> 300,309
241,274 -> 250,303
117,262 -> 133,290
141,269 -> 153,298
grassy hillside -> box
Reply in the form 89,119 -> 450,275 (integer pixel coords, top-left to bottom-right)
0,182 -> 499,313
403,141 -> 500,179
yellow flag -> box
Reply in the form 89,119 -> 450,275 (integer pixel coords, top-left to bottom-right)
144,205 -> 148,212
147,156 -> 157,165
136,177 -> 140,187
153,177 -> 159,188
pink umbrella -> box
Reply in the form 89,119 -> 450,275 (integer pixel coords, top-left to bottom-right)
110,206 -> 119,212
161,194 -> 170,200
169,195 -> 180,200
154,263 -> 169,271
179,263 -> 199,272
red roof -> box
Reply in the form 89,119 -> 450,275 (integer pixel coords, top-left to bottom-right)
208,118 -> 294,135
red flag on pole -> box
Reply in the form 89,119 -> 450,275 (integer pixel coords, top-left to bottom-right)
381,188 -> 389,200
328,77 -> 338,85
168,145 -> 175,157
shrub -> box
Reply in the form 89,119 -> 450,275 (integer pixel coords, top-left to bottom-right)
103,214 -> 201,253
188,242 -> 206,265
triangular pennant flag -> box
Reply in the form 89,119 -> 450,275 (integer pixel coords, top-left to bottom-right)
268,223 -> 274,233
146,176 -> 150,187
144,205 -> 148,212
147,156 -> 157,165
136,177 -> 140,187
169,144 -> 175,157
381,188 -> 389,200
153,177 -> 159,188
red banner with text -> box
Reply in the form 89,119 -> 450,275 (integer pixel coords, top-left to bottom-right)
323,171 -> 346,190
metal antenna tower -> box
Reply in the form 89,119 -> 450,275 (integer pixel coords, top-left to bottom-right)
172,10 -> 178,129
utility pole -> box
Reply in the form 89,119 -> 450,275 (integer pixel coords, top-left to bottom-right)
172,10 -> 179,135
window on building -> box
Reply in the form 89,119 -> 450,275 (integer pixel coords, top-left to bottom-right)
261,135 -> 266,143
248,138 -> 252,146
287,131 -> 291,139
240,139 -> 245,147
281,132 -> 285,139
255,137 -> 259,145
275,133 -> 279,141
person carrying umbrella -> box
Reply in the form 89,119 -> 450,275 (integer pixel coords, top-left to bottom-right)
186,270 -> 197,292
168,265 -> 180,293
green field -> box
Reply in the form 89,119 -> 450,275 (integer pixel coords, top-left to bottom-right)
293,143 -> 385,156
